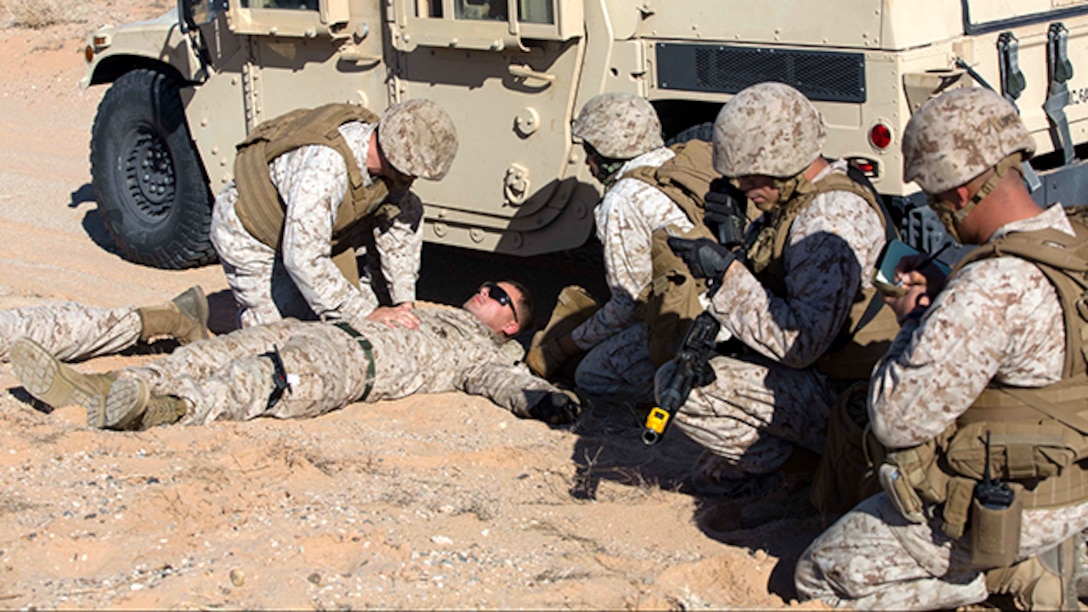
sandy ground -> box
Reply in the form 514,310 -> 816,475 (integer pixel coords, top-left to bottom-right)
0,5 -> 830,609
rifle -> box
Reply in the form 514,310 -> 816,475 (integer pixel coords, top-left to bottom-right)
641,308 -> 720,445
642,180 -> 746,446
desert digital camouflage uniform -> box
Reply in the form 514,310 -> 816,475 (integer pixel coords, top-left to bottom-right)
211,121 -> 423,329
670,159 -> 885,479
570,146 -> 698,402
795,205 -> 1088,609
113,306 -> 557,425
0,303 -> 140,362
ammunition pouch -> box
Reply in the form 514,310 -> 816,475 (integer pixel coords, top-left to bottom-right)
878,463 -> 927,524
881,410 -> 1088,563
947,419 -> 1088,483
810,381 -> 884,516
641,225 -> 712,368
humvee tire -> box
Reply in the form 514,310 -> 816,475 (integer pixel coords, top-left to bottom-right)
89,68 -> 216,269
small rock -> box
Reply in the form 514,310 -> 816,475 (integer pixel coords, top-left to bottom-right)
230,569 -> 245,586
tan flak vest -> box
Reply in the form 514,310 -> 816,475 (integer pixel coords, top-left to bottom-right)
621,140 -> 720,241
233,103 -> 394,284
620,141 -> 721,366
885,211 -> 1088,539
745,171 -> 900,381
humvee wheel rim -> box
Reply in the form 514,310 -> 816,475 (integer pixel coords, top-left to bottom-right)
122,127 -> 176,218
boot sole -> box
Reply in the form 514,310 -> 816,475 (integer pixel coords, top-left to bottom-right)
11,338 -> 107,425
103,378 -> 149,431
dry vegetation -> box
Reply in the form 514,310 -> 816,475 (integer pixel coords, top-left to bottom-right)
0,0 -> 86,28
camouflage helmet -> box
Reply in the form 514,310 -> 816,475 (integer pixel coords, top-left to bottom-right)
902,87 -> 1035,194
572,93 -> 664,159
712,82 -> 827,178
378,99 -> 459,181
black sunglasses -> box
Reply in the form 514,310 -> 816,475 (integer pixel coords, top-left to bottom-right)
481,281 -> 518,322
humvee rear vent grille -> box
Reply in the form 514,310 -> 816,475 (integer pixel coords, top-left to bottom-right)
655,43 -> 866,104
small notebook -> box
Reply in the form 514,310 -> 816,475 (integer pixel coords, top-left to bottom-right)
873,239 -> 951,296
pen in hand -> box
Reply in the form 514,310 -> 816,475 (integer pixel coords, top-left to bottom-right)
895,242 -> 952,288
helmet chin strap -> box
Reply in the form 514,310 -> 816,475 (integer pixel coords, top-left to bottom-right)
757,158 -> 821,213
749,173 -> 807,213
953,153 -> 1024,223
929,153 -> 1025,243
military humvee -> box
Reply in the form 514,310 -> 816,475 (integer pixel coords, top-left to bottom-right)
81,0 -> 1088,269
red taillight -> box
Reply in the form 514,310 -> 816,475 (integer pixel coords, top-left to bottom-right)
869,122 -> 893,150
84,44 -> 95,63
853,160 -> 876,174
846,156 -> 880,179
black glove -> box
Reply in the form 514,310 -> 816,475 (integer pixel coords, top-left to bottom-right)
704,180 -> 748,249
667,237 -> 737,281
528,392 -> 581,425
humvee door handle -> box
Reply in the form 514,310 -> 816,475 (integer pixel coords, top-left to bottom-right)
508,64 -> 555,85
338,47 -> 381,66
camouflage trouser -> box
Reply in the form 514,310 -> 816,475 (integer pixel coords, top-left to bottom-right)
210,185 -> 319,327
795,492 -> 1088,609
795,493 -> 988,609
0,304 -> 140,362
665,353 -> 836,479
119,319 -> 374,425
575,322 -> 656,404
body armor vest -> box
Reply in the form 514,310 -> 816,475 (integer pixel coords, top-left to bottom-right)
885,211 -> 1088,539
744,170 -> 899,380
620,141 -> 720,366
233,104 -> 394,281
620,140 -> 719,240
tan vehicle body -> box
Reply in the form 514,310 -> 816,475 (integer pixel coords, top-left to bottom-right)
82,0 -> 1088,268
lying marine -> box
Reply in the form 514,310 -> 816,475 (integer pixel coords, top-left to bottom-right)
11,280 -> 579,431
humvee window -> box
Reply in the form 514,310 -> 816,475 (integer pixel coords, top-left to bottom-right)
417,0 -> 441,17
517,0 -> 552,24
415,0 -> 555,24
394,0 -> 576,49
239,0 -> 314,9
455,0 -> 505,20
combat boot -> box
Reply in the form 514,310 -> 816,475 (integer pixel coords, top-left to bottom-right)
10,337 -> 116,426
526,285 -> 599,378
137,285 -> 210,345
101,378 -> 187,431
985,535 -> 1079,611
1075,529 -> 1088,600
688,450 -> 779,498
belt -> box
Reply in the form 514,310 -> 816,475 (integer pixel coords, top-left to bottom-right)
333,322 -> 376,402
